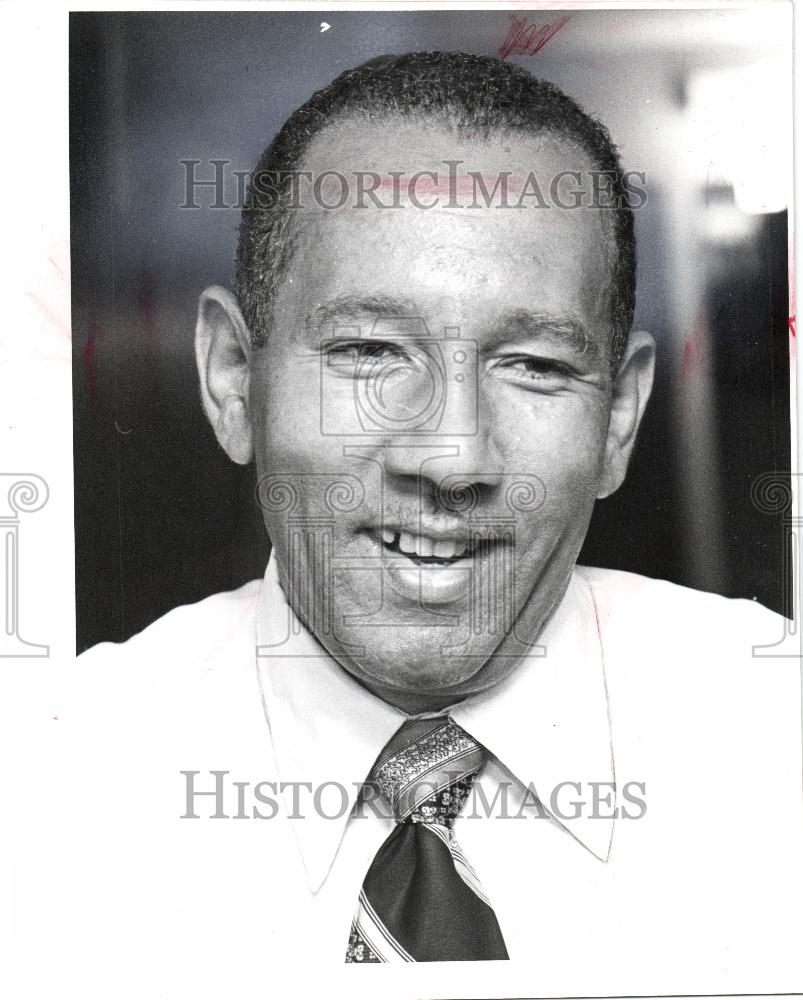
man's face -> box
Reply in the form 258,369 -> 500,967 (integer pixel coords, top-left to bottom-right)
248,120 -> 632,708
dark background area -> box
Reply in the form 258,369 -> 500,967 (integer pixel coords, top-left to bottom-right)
70,10 -> 792,653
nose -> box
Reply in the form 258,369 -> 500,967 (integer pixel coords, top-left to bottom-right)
378,348 -> 505,496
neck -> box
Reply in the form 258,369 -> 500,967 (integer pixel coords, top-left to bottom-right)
358,681 -> 465,716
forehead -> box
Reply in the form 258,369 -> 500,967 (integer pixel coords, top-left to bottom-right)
276,119 -> 612,343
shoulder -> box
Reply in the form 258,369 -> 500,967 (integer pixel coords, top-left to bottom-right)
581,571 -> 803,905
575,565 -> 798,731
575,564 -> 785,643
78,579 -> 263,667
65,580 -> 266,747
576,566 -> 800,767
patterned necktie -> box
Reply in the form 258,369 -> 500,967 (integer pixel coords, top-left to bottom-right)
345,716 -> 509,963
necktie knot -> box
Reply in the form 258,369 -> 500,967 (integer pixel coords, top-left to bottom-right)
370,717 -> 486,826
347,715 -> 508,962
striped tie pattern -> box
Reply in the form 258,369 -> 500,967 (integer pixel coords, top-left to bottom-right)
345,717 -> 509,963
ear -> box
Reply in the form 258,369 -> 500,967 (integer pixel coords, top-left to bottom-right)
194,285 -> 254,465
597,330 -> 656,499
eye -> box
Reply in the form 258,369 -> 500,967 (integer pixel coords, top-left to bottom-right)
324,340 -> 412,377
489,355 -> 578,387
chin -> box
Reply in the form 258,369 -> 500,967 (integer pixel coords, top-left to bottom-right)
341,632 -> 496,695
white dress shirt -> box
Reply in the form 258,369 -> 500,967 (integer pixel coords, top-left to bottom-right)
6,559 -> 802,999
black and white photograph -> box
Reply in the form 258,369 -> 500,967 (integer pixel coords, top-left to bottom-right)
1,3 -> 801,999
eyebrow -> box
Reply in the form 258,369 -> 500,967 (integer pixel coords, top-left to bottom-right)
306,297 -> 599,361
488,309 -> 598,361
306,294 -> 422,335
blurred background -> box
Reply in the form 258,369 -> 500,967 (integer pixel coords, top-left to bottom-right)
70,7 -> 793,653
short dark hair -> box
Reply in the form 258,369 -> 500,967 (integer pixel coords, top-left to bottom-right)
236,51 -> 636,370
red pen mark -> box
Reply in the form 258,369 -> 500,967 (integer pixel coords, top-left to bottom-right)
681,313 -> 710,380
788,220 -> 795,366
83,306 -> 105,402
681,339 -> 695,378
789,315 -> 797,366
26,290 -> 68,338
24,247 -> 72,340
499,14 -> 572,61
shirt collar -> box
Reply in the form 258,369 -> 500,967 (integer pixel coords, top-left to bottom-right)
450,568 -> 615,864
255,555 -> 614,893
255,556 -> 405,892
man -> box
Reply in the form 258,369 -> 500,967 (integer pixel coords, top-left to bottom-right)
46,52 -> 800,997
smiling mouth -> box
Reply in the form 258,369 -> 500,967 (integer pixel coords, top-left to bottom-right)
379,528 -> 495,565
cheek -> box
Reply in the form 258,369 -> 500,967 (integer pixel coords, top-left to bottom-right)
252,358 -> 375,551
498,394 -> 610,499
252,355 -> 328,470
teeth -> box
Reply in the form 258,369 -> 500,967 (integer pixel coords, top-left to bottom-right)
383,529 -> 471,560
433,538 -> 457,559
416,535 -> 434,558
398,531 -> 417,554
